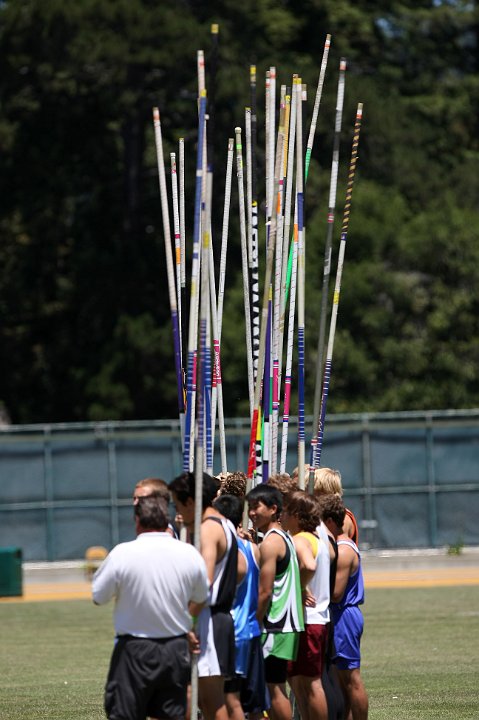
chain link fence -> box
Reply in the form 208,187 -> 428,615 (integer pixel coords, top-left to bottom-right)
1,410 -> 478,560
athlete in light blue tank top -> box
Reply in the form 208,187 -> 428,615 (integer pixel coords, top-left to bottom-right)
232,537 -> 261,675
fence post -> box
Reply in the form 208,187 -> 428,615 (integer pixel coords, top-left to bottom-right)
425,413 -> 438,547
107,424 -> 120,547
361,414 -> 375,545
43,426 -> 55,561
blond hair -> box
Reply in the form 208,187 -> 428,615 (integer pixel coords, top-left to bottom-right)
313,467 -> 343,496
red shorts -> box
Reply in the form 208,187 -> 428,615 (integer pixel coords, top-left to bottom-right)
287,623 -> 328,678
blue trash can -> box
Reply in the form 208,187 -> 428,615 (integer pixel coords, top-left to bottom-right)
0,547 -> 23,597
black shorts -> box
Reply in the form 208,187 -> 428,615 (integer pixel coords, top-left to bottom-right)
264,653 -> 288,684
105,634 -> 190,720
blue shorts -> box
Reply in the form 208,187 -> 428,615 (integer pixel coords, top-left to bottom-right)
234,637 -> 251,677
225,635 -> 270,714
332,606 -> 363,670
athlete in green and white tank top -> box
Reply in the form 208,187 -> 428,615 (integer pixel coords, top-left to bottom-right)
261,527 -> 304,660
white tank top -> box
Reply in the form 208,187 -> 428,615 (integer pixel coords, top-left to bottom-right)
297,525 -> 330,625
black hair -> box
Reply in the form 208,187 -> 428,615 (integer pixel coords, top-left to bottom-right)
246,484 -> 283,513
169,471 -> 220,509
213,494 -> 244,528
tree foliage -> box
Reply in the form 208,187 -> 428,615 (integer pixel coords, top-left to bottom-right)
0,0 -> 479,423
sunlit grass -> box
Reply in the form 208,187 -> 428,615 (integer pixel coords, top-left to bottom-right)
0,586 -> 478,719
362,586 -> 479,719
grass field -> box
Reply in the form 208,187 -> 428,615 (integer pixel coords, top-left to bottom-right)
0,585 -> 478,719
361,585 -> 479,719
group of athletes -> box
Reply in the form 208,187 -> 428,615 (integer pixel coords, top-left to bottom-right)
92,467 -> 368,720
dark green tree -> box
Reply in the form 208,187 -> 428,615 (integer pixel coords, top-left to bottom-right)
1,0 -> 479,424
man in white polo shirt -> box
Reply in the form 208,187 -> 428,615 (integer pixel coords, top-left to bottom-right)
92,495 -> 209,720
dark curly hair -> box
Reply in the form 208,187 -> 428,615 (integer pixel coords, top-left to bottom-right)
219,471 -> 247,498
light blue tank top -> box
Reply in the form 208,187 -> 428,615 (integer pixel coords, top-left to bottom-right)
231,538 -> 261,640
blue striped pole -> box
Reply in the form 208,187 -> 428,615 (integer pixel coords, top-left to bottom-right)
295,78 -> 306,488
183,91 -> 207,472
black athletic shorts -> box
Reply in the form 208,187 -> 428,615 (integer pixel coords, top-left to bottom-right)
264,653 -> 288,684
105,634 -> 190,720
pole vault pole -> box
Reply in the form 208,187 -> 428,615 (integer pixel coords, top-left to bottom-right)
315,104 -> 364,469
247,124 -> 285,481
179,137 -> 187,381
310,58 -> 346,473
249,64 -> 260,383
152,108 -> 185,449
278,35 -> 330,471
211,138 -> 234,475
171,152 -> 183,361
217,138 -> 235,340
190,88 -> 209,720
305,34 -> 331,182
183,91 -> 207,472
271,92 -> 287,474
295,78 -> 306,489
279,79 -> 298,473
235,127 -> 255,416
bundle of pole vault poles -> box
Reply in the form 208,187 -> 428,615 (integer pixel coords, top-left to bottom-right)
153,27 -> 364,495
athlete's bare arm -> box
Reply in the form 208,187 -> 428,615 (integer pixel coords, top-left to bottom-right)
200,518 -> 227,584
257,532 -> 285,622
237,549 -> 247,584
292,533 -> 317,590
332,541 -> 358,603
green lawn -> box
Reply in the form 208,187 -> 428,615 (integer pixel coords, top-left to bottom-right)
0,585 -> 478,719
361,585 -> 479,719
0,600 -> 112,720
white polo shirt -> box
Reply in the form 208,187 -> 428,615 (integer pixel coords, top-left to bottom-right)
92,532 -> 208,638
